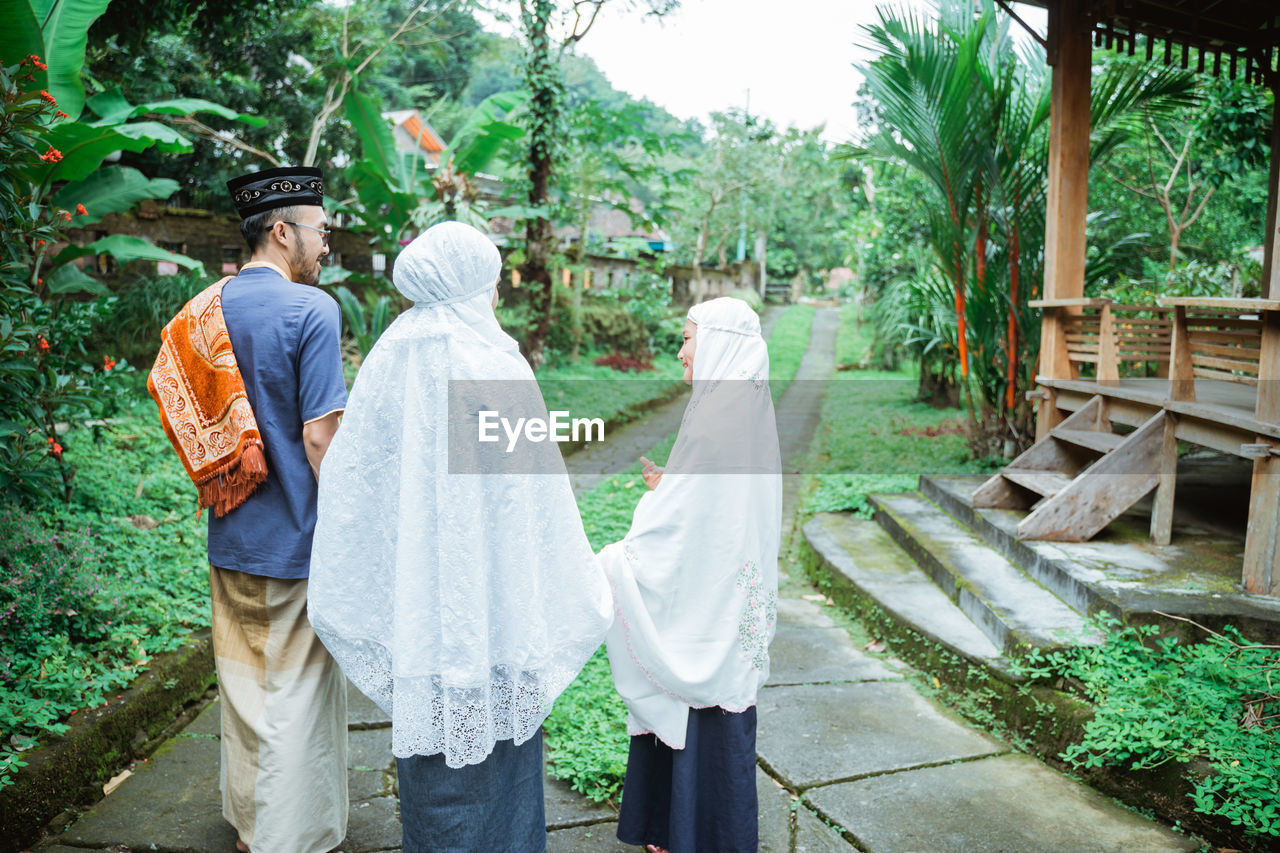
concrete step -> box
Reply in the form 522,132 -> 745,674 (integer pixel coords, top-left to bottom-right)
871,493 -> 1101,653
920,474 -> 1280,644
801,513 -> 1006,672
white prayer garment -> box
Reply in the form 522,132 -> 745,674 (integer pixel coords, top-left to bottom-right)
600,296 -> 783,749
308,221 -> 613,768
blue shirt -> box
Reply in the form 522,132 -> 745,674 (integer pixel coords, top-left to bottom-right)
208,266 -> 348,579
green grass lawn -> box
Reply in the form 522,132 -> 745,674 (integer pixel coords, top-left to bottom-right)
804,303 -> 1001,518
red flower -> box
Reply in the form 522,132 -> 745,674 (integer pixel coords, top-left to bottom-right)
47,437 -> 62,458
76,204 -> 87,216
37,336 -> 49,352
22,54 -> 47,71
102,356 -> 116,371
55,110 -> 68,119
35,239 -> 45,247
39,147 -> 62,163
60,210 -> 72,221
39,90 -> 56,105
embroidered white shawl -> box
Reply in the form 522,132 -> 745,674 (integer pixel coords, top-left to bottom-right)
308,222 -> 613,767
600,296 -> 782,748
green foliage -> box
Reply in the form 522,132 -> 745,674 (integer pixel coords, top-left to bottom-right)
851,1 -> 1194,452
334,285 -> 399,359
89,268 -> 206,365
1011,614 -> 1280,841
763,303 -> 814,401
725,288 -> 763,314
0,410 -> 210,786
805,304 -> 999,515
539,646 -> 630,803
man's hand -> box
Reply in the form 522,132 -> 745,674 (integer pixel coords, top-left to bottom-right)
639,456 -> 664,490
303,411 -> 341,480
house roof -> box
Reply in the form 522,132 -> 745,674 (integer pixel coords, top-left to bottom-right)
1015,0 -> 1280,83
382,109 -> 446,157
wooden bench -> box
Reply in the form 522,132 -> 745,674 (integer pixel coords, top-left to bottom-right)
1032,298 -> 1172,381
1162,298 -> 1272,401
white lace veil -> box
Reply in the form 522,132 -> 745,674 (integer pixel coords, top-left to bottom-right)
600,296 -> 782,748
308,222 -> 613,767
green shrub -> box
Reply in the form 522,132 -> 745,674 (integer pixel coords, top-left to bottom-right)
1012,614 -> 1280,841
90,269 -> 206,365
725,287 -> 764,314
0,505 -> 116,658
579,302 -> 650,356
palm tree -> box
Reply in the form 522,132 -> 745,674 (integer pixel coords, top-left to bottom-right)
851,0 -> 1193,454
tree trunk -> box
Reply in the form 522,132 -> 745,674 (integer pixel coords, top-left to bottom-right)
520,0 -> 560,369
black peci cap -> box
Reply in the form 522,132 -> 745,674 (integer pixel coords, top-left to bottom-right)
226,166 -> 324,219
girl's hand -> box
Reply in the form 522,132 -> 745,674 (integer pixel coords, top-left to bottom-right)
639,456 -> 664,490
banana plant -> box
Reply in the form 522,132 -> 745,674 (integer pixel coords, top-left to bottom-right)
2,0 -> 267,292
334,285 -> 396,358
341,84 -> 530,251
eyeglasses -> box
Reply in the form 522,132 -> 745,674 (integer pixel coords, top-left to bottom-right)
284,221 -> 331,245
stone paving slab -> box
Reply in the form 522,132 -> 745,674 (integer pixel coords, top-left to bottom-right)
805,753 -> 1200,853
795,805 -> 857,852
756,682 -> 1006,790
344,797 -> 402,852
776,597 -> 839,629
347,679 -> 392,727
545,822 -> 637,851
767,625 -> 900,686
544,775 -> 615,829
55,729 -> 234,852
349,728 -> 396,801
758,765 -> 794,852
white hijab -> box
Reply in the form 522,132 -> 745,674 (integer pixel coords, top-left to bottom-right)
600,296 -> 782,748
308,222 -> 613,767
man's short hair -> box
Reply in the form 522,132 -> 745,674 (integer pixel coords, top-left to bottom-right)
239,204 -> 304,252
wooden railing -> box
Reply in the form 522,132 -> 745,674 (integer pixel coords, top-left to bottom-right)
1032,298 -> 1173,381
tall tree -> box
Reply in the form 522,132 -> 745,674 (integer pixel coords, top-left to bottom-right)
518,0 -> 677,368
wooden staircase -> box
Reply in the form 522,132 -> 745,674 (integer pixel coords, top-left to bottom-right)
972,396 -> 1174,542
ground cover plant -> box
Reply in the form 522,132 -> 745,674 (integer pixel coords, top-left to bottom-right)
0,406 -> 209,785
804,302 -> 999,518
1012,615 -> 1280,843
544,304 -> 814,803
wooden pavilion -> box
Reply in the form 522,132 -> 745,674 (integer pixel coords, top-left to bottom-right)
974,0 -> 1280,594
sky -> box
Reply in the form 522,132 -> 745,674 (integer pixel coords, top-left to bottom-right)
568,0 -> 1048,143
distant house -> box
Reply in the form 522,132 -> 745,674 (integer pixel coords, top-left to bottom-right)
382,110 -> 445,165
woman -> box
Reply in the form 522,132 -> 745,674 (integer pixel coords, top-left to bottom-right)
308,222 -> 612,852
600,296 -> 783,853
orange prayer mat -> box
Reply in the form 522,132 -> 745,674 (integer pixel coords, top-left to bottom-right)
147,277 -> 267,516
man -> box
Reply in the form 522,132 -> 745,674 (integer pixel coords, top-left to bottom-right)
212,166 -> 349,852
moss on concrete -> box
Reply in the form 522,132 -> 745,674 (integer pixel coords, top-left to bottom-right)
0,630 -> 215,853
796,529 -> 1252,851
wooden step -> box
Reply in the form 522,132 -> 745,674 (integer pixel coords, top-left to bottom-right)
1052,428 -> 1124,454
1001,468 -> 1075,498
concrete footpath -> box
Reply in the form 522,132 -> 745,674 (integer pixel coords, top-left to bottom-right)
34,306 -> 1197,852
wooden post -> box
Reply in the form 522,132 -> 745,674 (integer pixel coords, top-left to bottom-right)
1097,302 -> 1119,383
1259,89 -> 1280,425
1261,87 -> 1280,300
1037,0 -> 1092,440
1242,439 -> 1280,595
1170,306 -> 1196,402
1149,411 -> 1178,546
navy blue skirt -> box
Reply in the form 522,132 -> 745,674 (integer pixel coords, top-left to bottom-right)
396,731 -> 545,853
616,706 -> 758,853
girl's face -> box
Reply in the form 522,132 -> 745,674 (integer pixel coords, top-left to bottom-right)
677,319 -> 697,384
